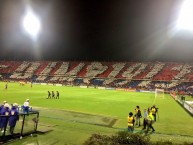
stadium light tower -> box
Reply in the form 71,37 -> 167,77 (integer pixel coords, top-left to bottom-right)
22,7 -> 41,41
176,0 -> 193,31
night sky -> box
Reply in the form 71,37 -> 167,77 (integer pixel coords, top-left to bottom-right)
0,0 -> 193,62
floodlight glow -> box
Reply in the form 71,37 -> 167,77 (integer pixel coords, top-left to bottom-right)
22,9 -> 41,40
176,0 -> 193,31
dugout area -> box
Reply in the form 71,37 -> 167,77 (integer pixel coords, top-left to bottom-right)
0,111 -> 39,144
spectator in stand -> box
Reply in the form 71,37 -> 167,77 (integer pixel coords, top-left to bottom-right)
23,99 -> 30,114
56,91 -> 59,99
9,103 -> 19,135
1,103 -> 10,132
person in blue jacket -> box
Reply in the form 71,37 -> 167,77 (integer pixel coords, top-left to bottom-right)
9,103 -> 19,135
1,103 -> 10,132
0,101 -> 7,128
23,99 -> 30,114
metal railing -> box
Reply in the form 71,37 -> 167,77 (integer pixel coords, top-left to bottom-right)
0,111 -> 39,143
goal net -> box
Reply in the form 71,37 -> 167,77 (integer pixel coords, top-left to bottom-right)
155,88 -> 164,99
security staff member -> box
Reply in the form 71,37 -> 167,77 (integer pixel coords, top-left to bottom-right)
128,112 -> 135,133
146,111 -> 155,133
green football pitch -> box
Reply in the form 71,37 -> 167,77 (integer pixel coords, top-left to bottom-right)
0,82 -> 193,145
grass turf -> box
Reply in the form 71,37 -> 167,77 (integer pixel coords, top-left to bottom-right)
0,82 -> 193,144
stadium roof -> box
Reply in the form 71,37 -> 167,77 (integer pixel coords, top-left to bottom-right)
0,0 -> 193,62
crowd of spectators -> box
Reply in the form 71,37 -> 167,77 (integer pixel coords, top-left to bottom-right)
1,61 -> 193,94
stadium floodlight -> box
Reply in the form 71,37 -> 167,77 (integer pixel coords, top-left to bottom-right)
22,7 -> 41,41
176,0 -> 193,31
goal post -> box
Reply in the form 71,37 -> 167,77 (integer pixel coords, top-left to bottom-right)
155,88 -> 165,99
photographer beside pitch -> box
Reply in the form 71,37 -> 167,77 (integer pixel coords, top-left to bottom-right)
151,105 -> 158,122
135,106 -> 142,127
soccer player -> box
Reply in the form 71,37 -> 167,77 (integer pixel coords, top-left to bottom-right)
30,81 -> 33,88
128,112 -> 135,133
47,91 -> 51,99
9,103 -> 19,135
56,91 -> 59,99
5,83 -> 8,90
52,91 -> 55,99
